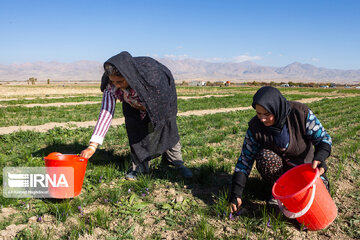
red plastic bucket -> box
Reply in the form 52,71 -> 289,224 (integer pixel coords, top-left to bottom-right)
272,163 -> 337,230
44,152 -> 88,198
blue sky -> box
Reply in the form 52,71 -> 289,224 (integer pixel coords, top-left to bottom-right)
1,0 -> 359,69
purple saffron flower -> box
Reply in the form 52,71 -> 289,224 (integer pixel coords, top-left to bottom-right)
99,176 -> 103,183
266,217 -> 272,228
229,212 -> 234,220
302,226 -> 308,231
128,188 -> 131,193
78,206 -> 84,215
104,199 -> 108,203
37,216 -> 42,222
141,193 -> 146,197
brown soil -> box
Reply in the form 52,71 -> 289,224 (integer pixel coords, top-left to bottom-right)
0,101 -> 101,108
0,84 -> 99,98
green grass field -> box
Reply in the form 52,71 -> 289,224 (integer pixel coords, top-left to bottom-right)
0,92 -> 314,127
0,85 -> 359,239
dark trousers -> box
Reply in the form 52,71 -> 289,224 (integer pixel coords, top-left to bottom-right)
131,141 -> 184,173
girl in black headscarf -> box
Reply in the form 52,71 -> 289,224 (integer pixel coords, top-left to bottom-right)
229,86 -> 332,213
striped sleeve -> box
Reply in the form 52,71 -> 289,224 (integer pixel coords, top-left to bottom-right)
89,89 -> 116,145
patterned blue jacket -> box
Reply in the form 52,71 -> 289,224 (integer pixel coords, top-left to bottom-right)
235,109 -> 332,176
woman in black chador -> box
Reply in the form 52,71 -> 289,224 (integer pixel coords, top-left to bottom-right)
81,51 -> 192,180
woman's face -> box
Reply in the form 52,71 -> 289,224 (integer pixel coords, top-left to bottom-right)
109,75 -> 129,89
255,104 -> 275,126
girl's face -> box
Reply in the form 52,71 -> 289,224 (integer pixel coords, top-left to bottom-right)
109,75 -> 129,89
255,104 -> 275,127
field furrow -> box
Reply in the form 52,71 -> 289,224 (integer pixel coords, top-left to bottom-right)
0,96 -> 345,135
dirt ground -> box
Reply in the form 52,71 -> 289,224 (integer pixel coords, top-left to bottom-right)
0,83 -> 100,98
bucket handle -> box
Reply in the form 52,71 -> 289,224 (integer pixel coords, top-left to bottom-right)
276,184 -> 316,219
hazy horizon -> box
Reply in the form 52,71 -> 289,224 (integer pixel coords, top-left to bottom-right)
1,57 -> 360,84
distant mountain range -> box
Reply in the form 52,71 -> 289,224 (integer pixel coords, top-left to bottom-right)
1,58 -> 359,84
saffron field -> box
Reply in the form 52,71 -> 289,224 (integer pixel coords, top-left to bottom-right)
0,84 -> 359,239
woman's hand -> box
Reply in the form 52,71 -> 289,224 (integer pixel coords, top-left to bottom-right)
80,142 -> 98,159
80,148 -> 95,159
312,160 -> 325,175
229,197 -> 242,213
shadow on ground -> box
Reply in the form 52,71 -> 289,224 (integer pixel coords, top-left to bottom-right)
32,144 -> 280,221
32,143 -> 131,170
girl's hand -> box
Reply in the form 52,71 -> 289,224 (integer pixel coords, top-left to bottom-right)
229,198 -> 242,213
312,160 -> 325,175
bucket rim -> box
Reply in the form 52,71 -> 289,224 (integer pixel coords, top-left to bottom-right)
44,153 -> 88,162
272,163 -> 319,200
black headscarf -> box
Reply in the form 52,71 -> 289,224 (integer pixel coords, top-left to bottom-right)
101,51 -> 178,130
252,86 -> 291,134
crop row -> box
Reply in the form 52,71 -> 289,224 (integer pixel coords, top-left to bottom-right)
0,93 -> 314,127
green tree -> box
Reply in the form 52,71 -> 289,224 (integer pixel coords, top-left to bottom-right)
28,77 -> 37,85
288,81 -> 296,87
